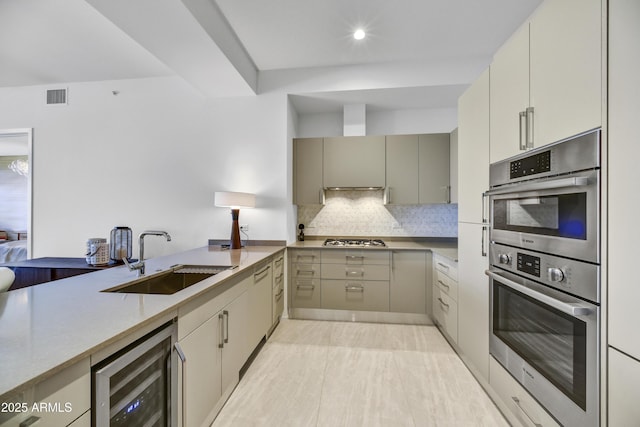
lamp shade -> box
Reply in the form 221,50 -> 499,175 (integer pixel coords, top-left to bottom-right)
214,191 -> 255,209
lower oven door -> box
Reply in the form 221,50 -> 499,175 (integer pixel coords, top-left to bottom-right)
487,269 -> 599,427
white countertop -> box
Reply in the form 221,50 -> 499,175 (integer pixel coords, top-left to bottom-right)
0,245 -> 284,400
288,239 -> 458,262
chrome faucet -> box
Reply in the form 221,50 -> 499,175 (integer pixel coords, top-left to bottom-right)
123,230 -> 172,276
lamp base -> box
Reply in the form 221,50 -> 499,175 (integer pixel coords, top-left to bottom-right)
230,208 -> 242,249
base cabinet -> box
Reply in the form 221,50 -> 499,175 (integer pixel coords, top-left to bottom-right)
608,347 -> 640,426
432,254 -> 458,343
289,250 -> 321,309
0,359 -> 90,427
390,251 -> 427,314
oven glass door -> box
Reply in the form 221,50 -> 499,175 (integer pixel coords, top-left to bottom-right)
493,192 -> 587,240
493,280 -> 587,409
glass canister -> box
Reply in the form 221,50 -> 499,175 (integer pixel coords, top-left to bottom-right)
110,226 -> 132,263
86,238 -> 109,266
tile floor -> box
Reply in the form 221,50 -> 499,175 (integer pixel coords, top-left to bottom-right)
212,319 -> 508,427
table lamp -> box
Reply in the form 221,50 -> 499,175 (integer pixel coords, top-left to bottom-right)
214,191 -> 256,249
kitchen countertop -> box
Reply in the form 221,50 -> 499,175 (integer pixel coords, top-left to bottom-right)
288,239 -> 458,262
0,245 -> 285,400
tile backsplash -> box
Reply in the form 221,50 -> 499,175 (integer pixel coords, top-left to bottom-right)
297,190 -> 458,237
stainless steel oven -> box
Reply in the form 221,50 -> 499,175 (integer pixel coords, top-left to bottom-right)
487,129 -> 600,264
487,129 -> 601,427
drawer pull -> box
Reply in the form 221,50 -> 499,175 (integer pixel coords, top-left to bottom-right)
296,269 -> 315,276
275,258 -> 284,266
438,279 -> 450,289
512,396 -> 542,427
275,289 -> 284,301
346,269 -> 364,277
346,255 -> 365,261
437,262 -> 449,271
345,284 -> 364,292
437,297 -> 450,310
20,416 -> 41,427
296,284 -> 315,290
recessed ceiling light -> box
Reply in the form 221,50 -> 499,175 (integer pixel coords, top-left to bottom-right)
353,29 -> 365,40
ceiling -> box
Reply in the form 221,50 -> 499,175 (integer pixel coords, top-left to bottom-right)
0,0 -> 542,113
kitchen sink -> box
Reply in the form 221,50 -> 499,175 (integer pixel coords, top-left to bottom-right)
102,265 -> 236,295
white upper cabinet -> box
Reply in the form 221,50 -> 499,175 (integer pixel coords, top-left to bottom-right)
490,0 -> 602,163
529,0 -> 602,146
386,134 -> 420,204
323,136 -> 386,188
490,24 -> 530,164
458,68 -> 490,224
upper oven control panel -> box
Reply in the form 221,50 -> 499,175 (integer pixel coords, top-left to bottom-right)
490,242 -> 600,304
510,150 -> 551,179
490,129 -> 600,187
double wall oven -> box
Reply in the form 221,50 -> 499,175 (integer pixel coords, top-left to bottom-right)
486,129 -> 600,427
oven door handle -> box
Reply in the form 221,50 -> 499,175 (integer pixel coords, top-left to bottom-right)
485,269 -> 593,316
485,176 -> 589,196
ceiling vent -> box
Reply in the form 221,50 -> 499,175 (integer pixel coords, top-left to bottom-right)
46,88 -> 68,105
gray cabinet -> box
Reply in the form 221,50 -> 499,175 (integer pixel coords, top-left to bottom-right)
432,254 -> 458,344
419,134 -> 450,203
385,134 -> 450,205
289,249 -> 321,309
323,136 -> 385,188
609,347 -> 640,426
293,138 -> 324,204
385,135 -> 419,204
390,251 -> 427,314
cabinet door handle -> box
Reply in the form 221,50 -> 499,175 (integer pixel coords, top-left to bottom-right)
174,342 -> 187,427
275,288 -> 284,301
526,107 -> 535,149
254,265 -> 270,281
481,191 -> 489,224
438,279 -> 450,290
319,188 -> 326,204
223,310 -> 229,344
512,396 -> 542,427
481,226 -> 488,257
519,110 -> 527,150
218,313 -> 225,348
345,283 -> 364,292
345,269 -> 364,277
443,185 -> 451,203
437,297 -> 450,310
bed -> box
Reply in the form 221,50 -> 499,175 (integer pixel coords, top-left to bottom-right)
0,240 -> 28,263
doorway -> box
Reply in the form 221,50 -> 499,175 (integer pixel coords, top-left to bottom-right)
0,128 -> 33,260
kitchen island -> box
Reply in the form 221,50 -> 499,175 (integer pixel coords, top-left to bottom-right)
0,244 -> 284,425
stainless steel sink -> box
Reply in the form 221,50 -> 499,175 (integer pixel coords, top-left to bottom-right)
102,265 -> 236,295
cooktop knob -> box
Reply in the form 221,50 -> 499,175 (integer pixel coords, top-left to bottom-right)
498,253 -> 512,265
547,267 -> 565,282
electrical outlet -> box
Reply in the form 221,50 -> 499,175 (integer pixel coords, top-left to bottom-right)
240,224 -> 249,231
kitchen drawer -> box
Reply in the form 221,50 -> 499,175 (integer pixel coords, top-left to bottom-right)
273,279 -> 284,323
290,250 -> 321,264
435,268 -> 458,302
434,255 -> 458,281
291,263 -> 321,279
290,278 -> 321,308
321,263 -> 390,281
321,279 -> 389,312
273,254 -> 285,279
274,270 -> 284,290
432,284 -> 458,343
489,357 -> 560,427
0,359 -> 90,427
321,249 -> 390,265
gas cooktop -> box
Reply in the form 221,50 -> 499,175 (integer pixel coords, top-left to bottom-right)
323,238 -> 386,247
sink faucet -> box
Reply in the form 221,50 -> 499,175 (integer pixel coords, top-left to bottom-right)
124,230 -> 172,276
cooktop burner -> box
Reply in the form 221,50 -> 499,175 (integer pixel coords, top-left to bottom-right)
323,238 -> 386,247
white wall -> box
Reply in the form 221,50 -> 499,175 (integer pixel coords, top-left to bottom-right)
296,107 -> 457,138
0,76 -> 290,258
